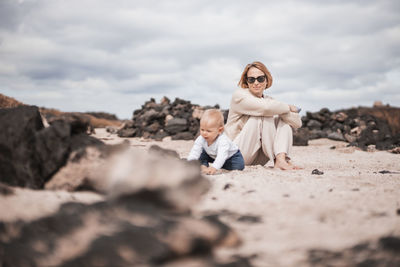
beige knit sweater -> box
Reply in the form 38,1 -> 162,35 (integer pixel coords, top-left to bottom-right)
225,88 -> 302,141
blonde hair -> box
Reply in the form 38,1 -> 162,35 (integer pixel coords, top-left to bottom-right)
200,109 -> 224,127
238,61 -> 273,89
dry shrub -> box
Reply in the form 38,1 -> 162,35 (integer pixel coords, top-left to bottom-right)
0,94 -> 25,108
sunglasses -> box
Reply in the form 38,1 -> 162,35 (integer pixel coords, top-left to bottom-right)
247,75 -> 266,84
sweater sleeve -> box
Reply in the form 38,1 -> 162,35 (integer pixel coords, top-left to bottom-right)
231,89 -> 290,117
279,112 -> 302,129
187,136 -> 204,161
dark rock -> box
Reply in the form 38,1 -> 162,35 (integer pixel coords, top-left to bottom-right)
237,215 -> 262,223
46,113 -> 92,135
0,182 -> 14,196
309,129 -> 327,139
145,121 -> 161,133
148,145 -> 180,159
307,119 -> 322,130
0,106 -> 61,189
378,170 -> 400,174
293,128 -> 309,146
331,112 -> 348,122
379,236 -> 400,252
141,109 -> 162,121
297,105 -> 400,150
165,118 -> 188,134
121,97 -> 225,141
0,197 -> 241,267
160,96 -> 170,105
223,183 -> 233,190
0,105 -> 106,189
153,130 -> 169,141
327,132 -> 345,141
389,147 -> 400,154
105,126 -> 118,134
308,235 -> 400,266
118,128 -> 137,137
171,131 -> 194,140
344,133 -> 357,143
312,169 -> 324,175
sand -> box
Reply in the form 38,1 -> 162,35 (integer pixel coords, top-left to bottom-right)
2,128 -> 399,266
94,128 -> 400,266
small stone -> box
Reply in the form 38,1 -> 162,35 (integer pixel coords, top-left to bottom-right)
379,170 -> 394,174
312,169 -> 324,175
223,183 -> 232,190
237,215 -> 262,223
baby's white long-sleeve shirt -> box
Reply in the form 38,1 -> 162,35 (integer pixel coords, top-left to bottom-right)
187,133 -> 239,169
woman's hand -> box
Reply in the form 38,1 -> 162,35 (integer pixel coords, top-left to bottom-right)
289,104 -> 299,113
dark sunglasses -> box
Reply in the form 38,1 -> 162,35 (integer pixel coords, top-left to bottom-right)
247,75 -> 266,84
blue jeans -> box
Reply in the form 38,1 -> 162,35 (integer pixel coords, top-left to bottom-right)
199,149 -> 245,171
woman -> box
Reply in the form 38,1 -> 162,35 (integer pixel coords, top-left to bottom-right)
225,61 -> 302,170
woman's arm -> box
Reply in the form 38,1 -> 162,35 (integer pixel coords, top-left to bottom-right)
280,112 -> 302,129
231,89 -> 290,117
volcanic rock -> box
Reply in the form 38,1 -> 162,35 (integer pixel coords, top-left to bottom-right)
294,105 -> 400,150
308,235 -> 400,266
0,105 -> 105,189
118,97 -> 222,140
0,195 -> 242,267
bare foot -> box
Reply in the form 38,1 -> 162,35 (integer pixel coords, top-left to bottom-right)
274,159 -> 295,170
274,153 -> 302,170
287,161 -> 303,170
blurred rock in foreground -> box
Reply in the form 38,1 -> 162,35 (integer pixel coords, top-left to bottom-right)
0,103 -> 247,266
308,236 -> 400,266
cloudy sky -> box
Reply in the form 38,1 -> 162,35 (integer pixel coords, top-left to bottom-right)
1,0 -> 399,119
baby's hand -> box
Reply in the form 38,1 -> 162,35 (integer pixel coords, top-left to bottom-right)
206,167 -> 217,175
201,166 -> 217,175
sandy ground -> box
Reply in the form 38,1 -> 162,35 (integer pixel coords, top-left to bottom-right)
1,128 -> 399,266
95,128 -> 400,266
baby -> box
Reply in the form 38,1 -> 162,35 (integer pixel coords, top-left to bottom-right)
187,109 -> 245,175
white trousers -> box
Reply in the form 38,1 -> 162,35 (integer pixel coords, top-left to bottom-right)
233,116 -> 293,165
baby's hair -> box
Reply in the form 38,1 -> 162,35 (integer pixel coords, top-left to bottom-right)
201,109 -> 224,127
